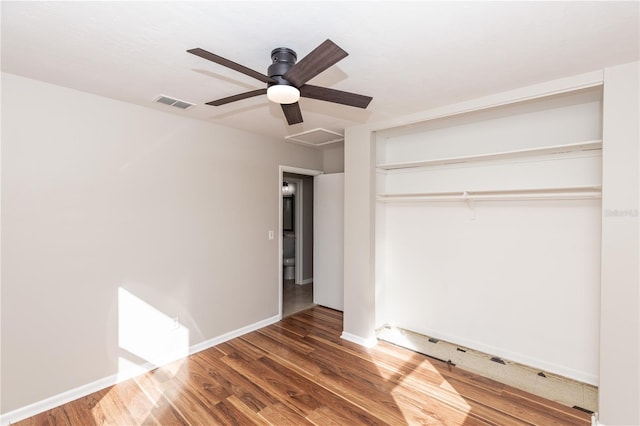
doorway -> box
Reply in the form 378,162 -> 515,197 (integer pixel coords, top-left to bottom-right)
279,166 -> 322,318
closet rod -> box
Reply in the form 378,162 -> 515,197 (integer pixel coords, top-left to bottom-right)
377,187 -> 602,202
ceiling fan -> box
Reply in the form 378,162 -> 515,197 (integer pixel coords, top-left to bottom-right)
187,39 -> 373,125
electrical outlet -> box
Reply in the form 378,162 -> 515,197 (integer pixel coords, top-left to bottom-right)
268,230 -> 274,240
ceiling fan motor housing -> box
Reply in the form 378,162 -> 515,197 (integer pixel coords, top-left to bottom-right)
268,47 -> 297,87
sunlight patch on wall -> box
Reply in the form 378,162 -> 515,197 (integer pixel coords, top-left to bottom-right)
117,287 -> 189,380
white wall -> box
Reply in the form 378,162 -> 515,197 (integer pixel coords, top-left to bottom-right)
0,73 -> 323,414
343,126 -> 377,346
380,200 -> 601,383
377,88 -> 602,165
322,144 -> 344,174
599,61 -> 639,425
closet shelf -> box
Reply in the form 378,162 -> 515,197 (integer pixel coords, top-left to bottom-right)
376,140 -> 602,171
376,185 -> 602,202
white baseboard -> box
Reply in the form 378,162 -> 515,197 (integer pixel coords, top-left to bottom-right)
1,374 -> 124,426
188,314 -> 280,355
296,278 -> 313,285
340,331 -> 378,348
0,314 -> 280,426
591,413 -> 600,426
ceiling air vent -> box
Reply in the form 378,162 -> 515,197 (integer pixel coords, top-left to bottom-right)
154,95 -> 195,110
285,128 -> 344,147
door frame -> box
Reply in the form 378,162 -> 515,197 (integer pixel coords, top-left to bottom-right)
278,165 -> 323,318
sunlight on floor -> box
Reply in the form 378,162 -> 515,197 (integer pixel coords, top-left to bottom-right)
371,328 -> 472,423
392,360 -> 472,423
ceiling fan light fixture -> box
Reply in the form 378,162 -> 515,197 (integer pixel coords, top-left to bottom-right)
267,85 -> 300,104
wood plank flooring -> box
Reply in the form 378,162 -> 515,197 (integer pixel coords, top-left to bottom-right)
16,307 -> 591,425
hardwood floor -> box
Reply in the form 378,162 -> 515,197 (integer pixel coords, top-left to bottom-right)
16,307 -> 591,425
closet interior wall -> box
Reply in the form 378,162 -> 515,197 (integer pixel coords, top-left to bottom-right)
375,87 -> 603,385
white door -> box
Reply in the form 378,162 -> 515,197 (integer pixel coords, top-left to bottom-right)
314,173 -> 344,311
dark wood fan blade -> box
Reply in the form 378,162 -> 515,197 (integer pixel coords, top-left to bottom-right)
300,84 -> 373,109
283,39 -> 348,87
281,103 -> 303,125
206,89 -> 267,106
188,48 -> 275,84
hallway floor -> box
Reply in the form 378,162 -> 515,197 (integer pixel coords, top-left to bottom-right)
282,279 -> 314,317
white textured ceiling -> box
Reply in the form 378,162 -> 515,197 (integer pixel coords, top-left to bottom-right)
2,1 -> 638,142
